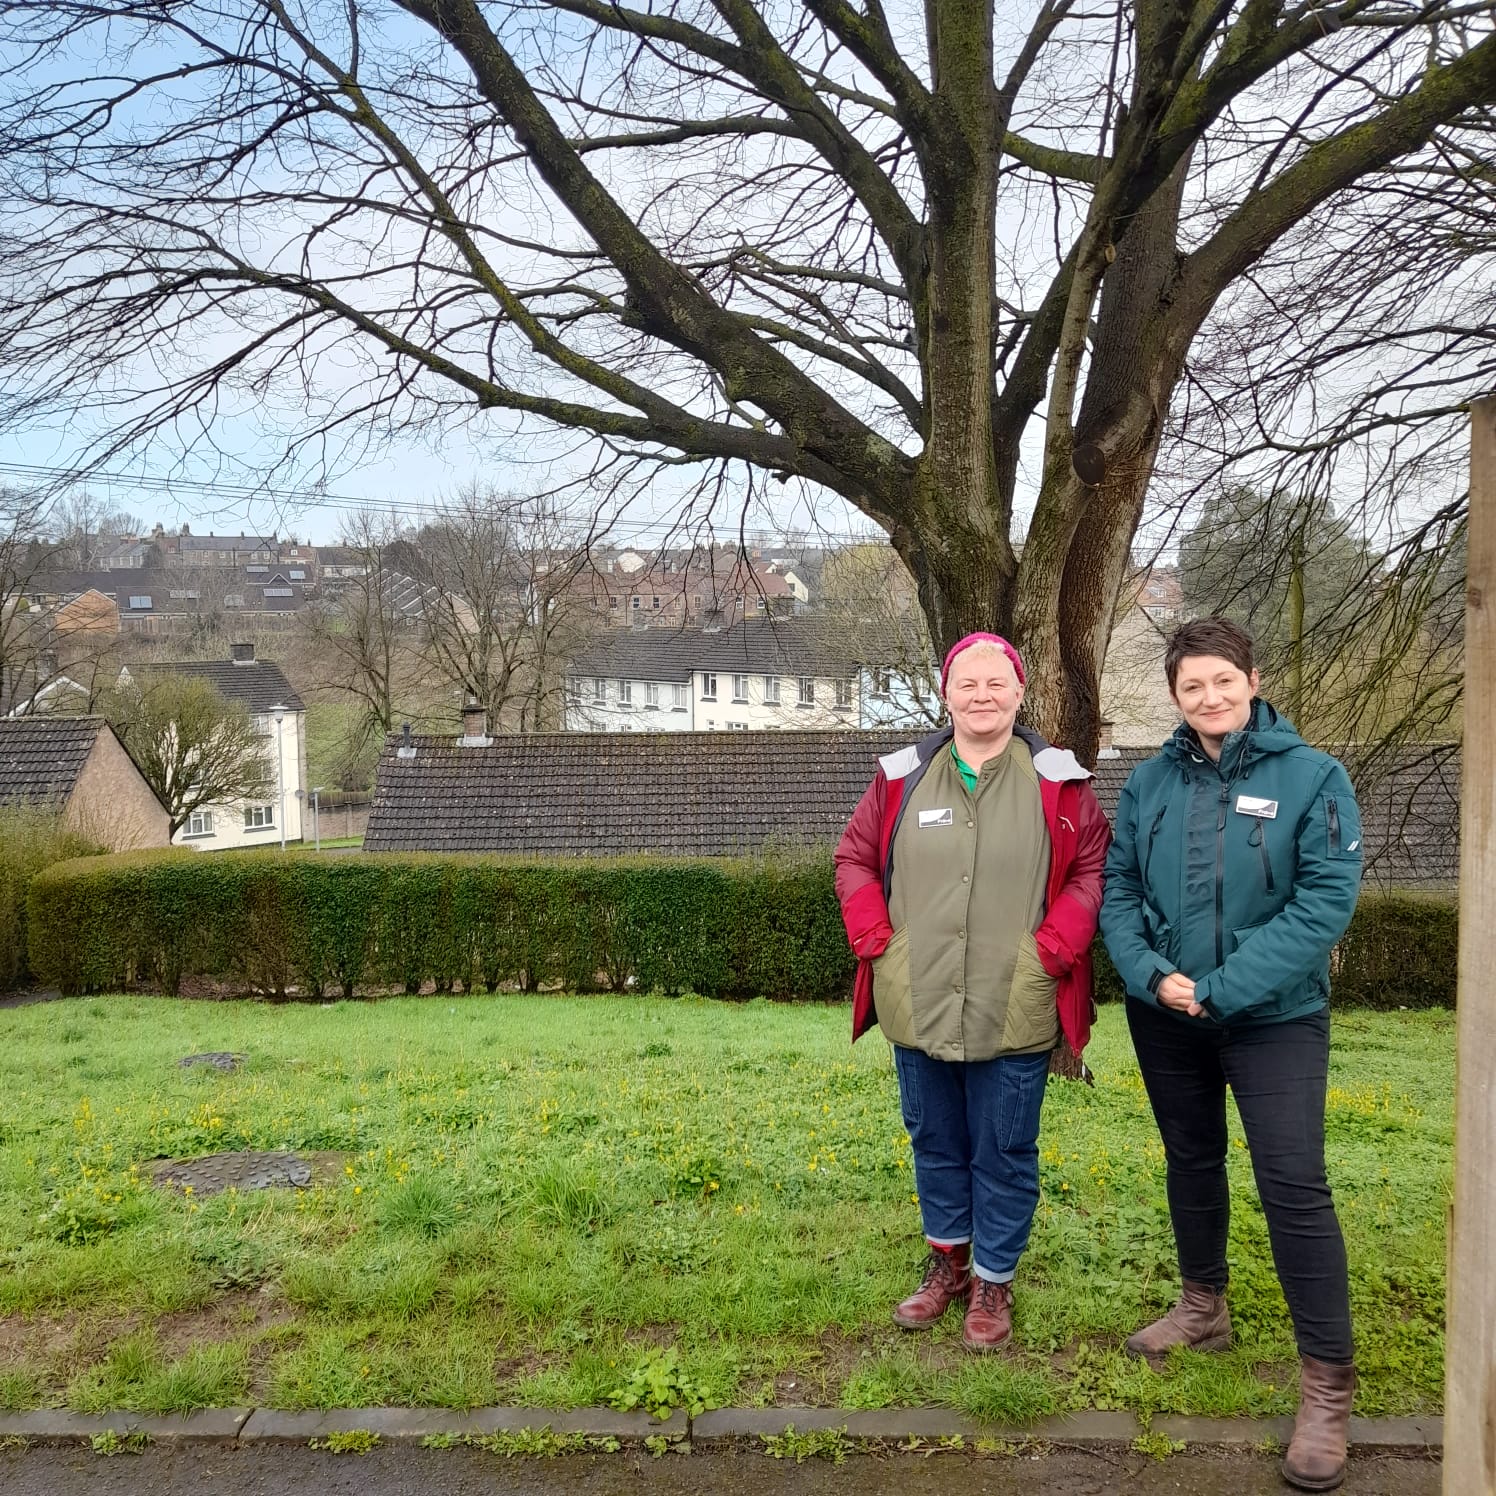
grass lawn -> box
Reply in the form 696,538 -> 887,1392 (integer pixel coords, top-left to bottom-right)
0,996 -> 1449,1422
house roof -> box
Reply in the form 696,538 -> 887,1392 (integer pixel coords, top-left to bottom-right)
572,618 -> 859,682
0,715 -> 106,808
365,729 -> 1460,886
124,658 -> 305,713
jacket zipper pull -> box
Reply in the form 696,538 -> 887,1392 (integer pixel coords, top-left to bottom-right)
1327,797 -> 1341,857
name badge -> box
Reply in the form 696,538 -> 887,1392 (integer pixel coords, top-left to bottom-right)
918,808 -> 954,828
1235,795 -> 1278,819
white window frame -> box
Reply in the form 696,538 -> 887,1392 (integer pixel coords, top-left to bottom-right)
644,682 -> 660,709
701,672 -> 717,701
797,676 -> 815,707
631,595 -> 642,610
731,673 -> 749,703
671,683 -> 689,711
244,805 -> 274,830
591,677 -> 606,702
186,809 -> 214,837
836,679 -> 853,709
128,595 -> 152,610
619,679 -> 633,705
764,675 -> 780,704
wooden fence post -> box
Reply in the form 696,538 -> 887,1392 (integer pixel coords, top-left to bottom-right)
1447,394 -> 1496,1495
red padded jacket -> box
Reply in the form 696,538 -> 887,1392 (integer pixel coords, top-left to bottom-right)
833,725 -> 1111,1054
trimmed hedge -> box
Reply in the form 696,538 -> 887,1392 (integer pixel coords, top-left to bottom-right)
24,851 -> 1457,1009
25,850 -> 854,1001
0,807 -> 103,992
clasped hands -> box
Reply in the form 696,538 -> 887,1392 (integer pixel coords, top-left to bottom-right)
1156,972 -> 1204,1017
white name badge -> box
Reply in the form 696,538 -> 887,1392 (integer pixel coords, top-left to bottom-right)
918,808 -> 954,828
1235,795 -> 1279,819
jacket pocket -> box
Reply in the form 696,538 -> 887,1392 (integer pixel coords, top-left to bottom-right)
872,927 -> 916,1049
999,932 -> 1060,1054
1325,795 -> 1363,862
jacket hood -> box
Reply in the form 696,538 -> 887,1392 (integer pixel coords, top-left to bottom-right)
1163,697 -> 1308,775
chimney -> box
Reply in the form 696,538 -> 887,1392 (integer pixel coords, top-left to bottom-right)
1097,719 -> 1120,759
397,721 -> 417,759
460,698 -> 491,746
231,641 -> 255,665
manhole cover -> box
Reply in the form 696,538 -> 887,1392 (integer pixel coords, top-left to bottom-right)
153,1150 -> 315,1196
178,1052 -> 246,1072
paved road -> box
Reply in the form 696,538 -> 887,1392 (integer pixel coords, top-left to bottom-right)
0,1444 -> 1441,1495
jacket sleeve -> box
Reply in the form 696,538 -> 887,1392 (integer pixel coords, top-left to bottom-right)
833,774 -> 894,960
1098,773 -> 1177,1004
1034,780 -> 1110,976
1193,761 -> 1364,1023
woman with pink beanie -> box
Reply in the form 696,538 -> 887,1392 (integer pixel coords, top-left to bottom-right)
834,634 -> 1109,1349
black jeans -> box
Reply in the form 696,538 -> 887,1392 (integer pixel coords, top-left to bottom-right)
1126,999 -> 1353,1364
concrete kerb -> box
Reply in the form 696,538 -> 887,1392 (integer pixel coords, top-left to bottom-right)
0,1406 -> 1444,1454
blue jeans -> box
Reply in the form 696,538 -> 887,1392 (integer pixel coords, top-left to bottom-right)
892,1046 -> 1050,1283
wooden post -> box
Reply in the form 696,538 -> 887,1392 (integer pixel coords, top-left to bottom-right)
1447,394 -> 1496,1496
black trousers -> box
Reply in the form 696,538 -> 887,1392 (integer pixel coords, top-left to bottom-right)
1126,999 -> 1353,1364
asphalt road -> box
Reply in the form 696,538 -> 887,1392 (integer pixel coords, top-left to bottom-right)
0,1444 -> 1441,1495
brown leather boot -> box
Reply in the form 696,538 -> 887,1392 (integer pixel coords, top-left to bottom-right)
962,1277 -> 1013,1352
1124,1280 -> 1231,1360
1282,1356 -> 1355,1491
892,1248 -> 970,1329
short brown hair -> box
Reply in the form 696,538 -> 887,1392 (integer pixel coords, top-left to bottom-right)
1164,616 -> 1256,690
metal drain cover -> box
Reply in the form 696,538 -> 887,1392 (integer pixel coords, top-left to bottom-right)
152,1150 -> 314,1196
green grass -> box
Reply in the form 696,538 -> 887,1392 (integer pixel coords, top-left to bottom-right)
0,996 -> 1452,1420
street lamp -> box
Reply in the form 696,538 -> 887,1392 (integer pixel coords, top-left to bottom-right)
272,703 -> 286,851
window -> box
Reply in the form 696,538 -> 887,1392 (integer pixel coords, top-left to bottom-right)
128,595 -> 151,610
836,679 -> 853,709
619,680 -> 633,705
731,673 -> 749,702
631,595 -> 642,610
224,593 -> 244,607
244,805 -> 274,830
764,675 -> 780,705
289,569 -> 305,580
263,587 -> 293,598
726,721 -> 750,730
591,677 -> 606,702
652,596 -> 661,610
609,595 -> 619,610
246,565 -> 269,574
644,682 -> 660,709
186,809 -> 214,837
798,677 -> 815,706
871,667 -> 892,697
168,589 -> 200,600
671,683 -> 688,710
701,672 -> 717,700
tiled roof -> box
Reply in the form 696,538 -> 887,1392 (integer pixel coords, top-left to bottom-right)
0,716 -> 104,807
125,659 -> 305,713
365,730 -> 1460,886
572,619 -> 860,681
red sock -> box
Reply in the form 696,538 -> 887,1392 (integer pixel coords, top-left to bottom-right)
930,1240 -> 971,1270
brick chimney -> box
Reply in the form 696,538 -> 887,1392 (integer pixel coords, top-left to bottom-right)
460,699 -> 490,745
1097,719 -> 1120,759
231,641 -> 255,665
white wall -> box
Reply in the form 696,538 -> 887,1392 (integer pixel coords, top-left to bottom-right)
176,709 -> 307,849
564,669 -> 860,730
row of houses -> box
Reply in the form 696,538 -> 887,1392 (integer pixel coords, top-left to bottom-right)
0,644 -> 307,852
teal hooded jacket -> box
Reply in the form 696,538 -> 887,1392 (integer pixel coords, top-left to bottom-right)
1099,700 -> 1364,1026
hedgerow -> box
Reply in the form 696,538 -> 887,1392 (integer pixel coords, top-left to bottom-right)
25,850 -> 852,1001
24,851 -> 1455,1007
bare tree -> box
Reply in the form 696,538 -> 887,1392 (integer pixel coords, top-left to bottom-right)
416,487 -> 602,730
1,2 -> 1492,756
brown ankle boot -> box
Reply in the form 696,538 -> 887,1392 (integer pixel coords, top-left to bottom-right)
1282,1356 -> 1355,1491
1124,1280 -> 1231,1360
892,1248 -> 970,1329
962,1277 -> 1013,1352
